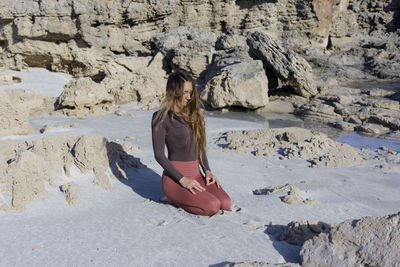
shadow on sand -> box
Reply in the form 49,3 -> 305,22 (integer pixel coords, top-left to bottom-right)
106,141 -> 164,202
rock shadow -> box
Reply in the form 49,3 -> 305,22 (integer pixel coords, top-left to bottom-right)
209,262 -> 236,267
106,141 -> 163,202
385,0 -> 400,32
264,224 -> 302,264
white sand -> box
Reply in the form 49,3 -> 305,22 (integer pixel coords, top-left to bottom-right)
0,69 -> 399,266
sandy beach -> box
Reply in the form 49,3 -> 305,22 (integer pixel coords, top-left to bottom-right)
1,69 -> 399,266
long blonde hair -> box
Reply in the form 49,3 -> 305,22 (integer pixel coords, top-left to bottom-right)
154,70 -> 206,163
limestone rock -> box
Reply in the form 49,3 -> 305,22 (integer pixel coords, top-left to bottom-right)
60,182 -> 80,206
106,53 -> 167,104
0,91 -> 33,138
0,72 -> 21,86
281,188 -> 303,205
125,0 -> 177,25
201,58 -> 268,109
152,26 -> 217,77
280,220 -> 332,246
296,101 -> 343,123
0,134 -> 143,210
57,77 -> 113,109
247,31 -> 318,98
56,77 -> 114,117
356,123 -> 391,136
216,127 -> 364,168
223,262 -> 300,267
215,29 -> 247,51
301,212 -> 400,267
2,89 -> 54,117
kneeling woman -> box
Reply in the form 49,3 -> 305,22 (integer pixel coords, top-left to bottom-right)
151,70 -> 231,216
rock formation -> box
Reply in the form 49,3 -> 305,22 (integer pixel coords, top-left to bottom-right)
0,134 -> 143,210
0,71 -> 21,86
0,90 -> 34,138
201,57 -> 269,109
280,220 -> 332,246
247,31 -> 318,98
300,212 -> 400,267
0,0 -> 399,132
254,184 -> 320,205
222,262 -> 300,267
60,182 -> 80,206
216,127 -> 364,168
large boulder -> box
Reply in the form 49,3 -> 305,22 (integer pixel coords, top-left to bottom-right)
104,52 -> 167,104
201,57 -> 269,109
300,212 -> 400,267
247,31 -> 318,98
56,77 -> 114,117
152,26 -> 217,77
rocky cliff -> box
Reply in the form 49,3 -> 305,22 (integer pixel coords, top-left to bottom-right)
1,0 -> 398,73
1,0 -> 399,137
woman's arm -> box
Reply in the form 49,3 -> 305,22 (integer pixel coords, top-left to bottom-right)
201,150 -> 222,188
151,112 -> 184,183
200,149 -> 211,173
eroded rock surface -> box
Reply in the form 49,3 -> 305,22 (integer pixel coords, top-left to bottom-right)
247,31 -> 318,98
300,212 -> 400,267
216,127 -> 364,168
0,91 -> 34,137
60,182 -> 80,206
223,262 -> 300,267
0,134 -> 143,210
280,220 -> 333,246
201,57 -> 269,109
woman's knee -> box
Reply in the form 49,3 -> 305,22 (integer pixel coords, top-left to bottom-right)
220,194 -> 231,211
204,197 -> 221,216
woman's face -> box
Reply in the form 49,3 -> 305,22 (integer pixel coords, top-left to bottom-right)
181,81 -> 193,107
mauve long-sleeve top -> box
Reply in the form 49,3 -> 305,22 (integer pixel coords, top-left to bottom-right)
151,111 -> 210,182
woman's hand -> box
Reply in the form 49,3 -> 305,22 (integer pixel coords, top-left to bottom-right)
179,176 -> 205,194
205,170 -> 221,188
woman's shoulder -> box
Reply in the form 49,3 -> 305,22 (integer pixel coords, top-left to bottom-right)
152,110 -> 173,126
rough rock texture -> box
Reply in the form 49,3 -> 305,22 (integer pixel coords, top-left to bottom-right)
0,91 -> 34,137
3,88 -> 55,117
201,57 -> 269,109
55,53 -> 167,118
280,220 -> 333,246
223,262 -> 300,267
0,0 -> 399,128
295,85 -> 400,139
56,77 -> 114,118
216,127 -> 364,168
247,31 -> 318,98
0,71 -> 21,86
2,0 -> 394,72
300,212 -> 400,267
105,53 -> 167,104
0,134 -> 143,210
153,26 -> 217,77
60,182 -> 80,206
254,184 -> 320,205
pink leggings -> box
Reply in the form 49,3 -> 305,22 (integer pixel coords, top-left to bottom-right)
162,160 -> 231,216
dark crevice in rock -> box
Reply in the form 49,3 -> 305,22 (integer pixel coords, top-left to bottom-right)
91,71 -> 106,83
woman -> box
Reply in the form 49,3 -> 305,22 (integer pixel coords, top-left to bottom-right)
151,70 -> 231,216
